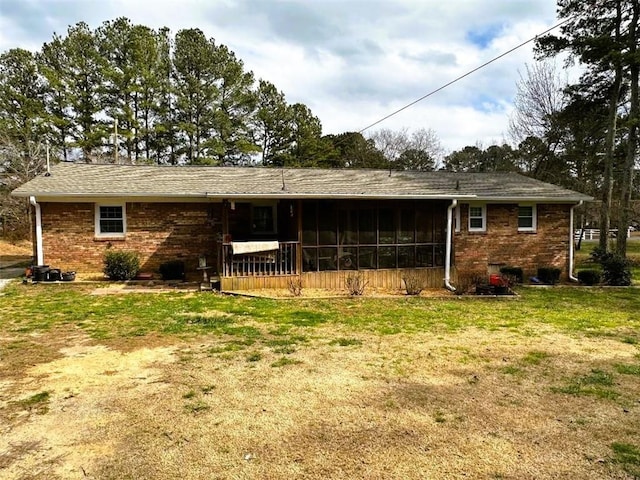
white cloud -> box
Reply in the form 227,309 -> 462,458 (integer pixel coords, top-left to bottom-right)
0,0 -> 565,152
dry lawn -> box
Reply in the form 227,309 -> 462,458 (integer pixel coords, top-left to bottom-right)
0,239 -> 32,257
0,239 -> 32,270
1,311 -> 639,479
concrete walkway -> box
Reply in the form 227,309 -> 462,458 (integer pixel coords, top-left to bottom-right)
0,257 -> 29,291
0,270 -> 22,291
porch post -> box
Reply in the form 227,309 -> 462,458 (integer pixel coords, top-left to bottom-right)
296,199 -> 303,274
221,200 -> 230,276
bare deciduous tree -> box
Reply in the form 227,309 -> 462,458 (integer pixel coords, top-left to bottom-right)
508,60 -> 568,147
367,127 -> 444,169
0,134 -> 48,239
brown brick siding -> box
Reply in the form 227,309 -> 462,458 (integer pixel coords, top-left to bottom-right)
454,203 -> 571,280
40,202 -> 221,279
38,200 -> 573,285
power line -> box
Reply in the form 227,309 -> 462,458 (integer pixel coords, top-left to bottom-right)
358,17 -> 573,134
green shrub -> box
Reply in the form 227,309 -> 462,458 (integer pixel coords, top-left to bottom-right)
537,267 -> 561,285
500,266 -> 523,284
577,269 -> 601,286
600,253 -> 632,286
103,250 -> 140,280
159,260 -> 185,281
590,245 -> 607,263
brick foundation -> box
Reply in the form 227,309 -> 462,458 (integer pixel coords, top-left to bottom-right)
454,203 -> 571,280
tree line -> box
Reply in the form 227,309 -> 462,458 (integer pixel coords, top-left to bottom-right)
0,17 -> 443,170
0,18 -> 320,167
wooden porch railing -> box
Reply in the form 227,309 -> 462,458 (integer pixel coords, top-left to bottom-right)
222,241 -> 299,277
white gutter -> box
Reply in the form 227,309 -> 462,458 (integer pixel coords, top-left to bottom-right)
208,193 -> 478,200
29,196 -> 44,266
12,191 -> 590,203
13,192 -> 480,201
568,200 -> 583,282
444,199 -> 458,291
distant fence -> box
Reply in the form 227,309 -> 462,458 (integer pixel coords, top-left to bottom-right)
575,228 -> 632,241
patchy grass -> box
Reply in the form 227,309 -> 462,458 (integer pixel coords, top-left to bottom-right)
1,283 -> 640,479
501,365 -> 524,376
11,391 -> 52,415
270,357 -> 303,368
182,390 -> 197,399
184,401 -> 210,414
432,410 -> 447,423
614,363 -> 640,376
611,442 -> 640,477
329,337 -> 362,347
18,391 -> 50,408
246,352 -> 262,362
552,369 -> 619,400
201,385 -> 215,395
522,350 -> 550,365
2,283 -> 640,342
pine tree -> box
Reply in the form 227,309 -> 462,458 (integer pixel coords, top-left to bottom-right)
208,44 -> 259,165
172,28 -> 219,164
63,22 -> 107,161
38,35 -> 73,161
255,80 -> 292,166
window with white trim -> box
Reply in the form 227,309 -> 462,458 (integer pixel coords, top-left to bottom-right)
518,204 -> 536,232
468,204 -> 486,232
95,204 -> 126,237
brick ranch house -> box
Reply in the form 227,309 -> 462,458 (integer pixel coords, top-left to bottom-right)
12,163 -> 592,291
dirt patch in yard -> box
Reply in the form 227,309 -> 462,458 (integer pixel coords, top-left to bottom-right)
1,324 -> 638,479
0,331 -> 177,479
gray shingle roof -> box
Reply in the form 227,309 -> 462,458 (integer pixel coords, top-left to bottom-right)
12,163 -> 592,202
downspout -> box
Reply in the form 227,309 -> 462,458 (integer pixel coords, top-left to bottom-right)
568,201 -> 583,282
29,196 -> 44,266
444,199 -> 458,291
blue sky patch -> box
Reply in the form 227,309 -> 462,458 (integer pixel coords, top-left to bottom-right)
466,24 -> 503,49
471,93 -> 505,113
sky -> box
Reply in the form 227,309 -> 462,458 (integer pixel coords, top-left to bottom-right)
0,0 -> 568,154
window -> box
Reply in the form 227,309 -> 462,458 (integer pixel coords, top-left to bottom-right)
468,204 -> 486,232
301,200 -> 447,272
518,204 -> 536,232
95,204 -> 126,237
252,204 -> 277,234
